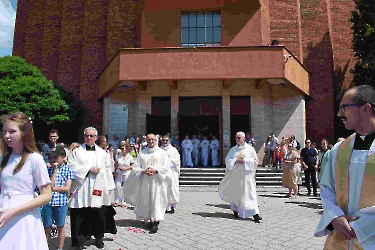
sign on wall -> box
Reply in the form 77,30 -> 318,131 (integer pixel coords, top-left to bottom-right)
109,104 -> 128,140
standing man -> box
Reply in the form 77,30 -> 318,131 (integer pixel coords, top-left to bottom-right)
162,135 -> 181,213
181,135 -> 193,167
109,135 -> 120,153
270,133 -> 279,168
245,132 -> 256,147
129,133 -> 137,144
218,132 -> 262,223
210,135 -> 220,167
315,85 -> 375,248
191,135 -> 200,166
300,139 -> 318,196
42,129 -> 61,167
200,136 -> 210,167
124,134 -> 169,234
68,127 -> 115,250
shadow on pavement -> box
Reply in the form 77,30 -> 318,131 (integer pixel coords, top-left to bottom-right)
47,236 -> 72,249
285,201 -> 322,210
115,219 -> 150,230
192,212 -> 259,223
205,203 -> 231,209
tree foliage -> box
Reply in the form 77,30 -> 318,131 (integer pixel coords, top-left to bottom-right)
350,0 -> 375,86
0,56 -> 71,124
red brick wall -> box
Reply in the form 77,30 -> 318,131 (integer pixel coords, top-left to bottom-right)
40,0 -> 62,83
269,0 -> 303,62
12,0 -> 31,58
300,0 -> 335,144
24,0 -> 45,68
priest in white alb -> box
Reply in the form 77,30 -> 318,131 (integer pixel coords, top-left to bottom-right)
162,135 -> 181,214
218,131 -> 262,223
68,127 -> 115,250
200,136 -> 210,167
315,85 -> 375,249
191,135 -> 200,166
181,135 -> 193,167
210,135 -> 220,167
123,134 -> 169,234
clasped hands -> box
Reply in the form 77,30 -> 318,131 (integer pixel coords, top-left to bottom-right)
142,167 -> 157,175
236,157 -> 245,164
332,215 -> 358,240
89,166 -> 101,175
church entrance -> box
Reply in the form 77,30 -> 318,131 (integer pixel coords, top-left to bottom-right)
146,97 -> 171,135
178,97 -> 222,165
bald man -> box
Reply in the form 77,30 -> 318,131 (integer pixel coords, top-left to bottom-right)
123,134 -> 169,234
218,131 -> 262,223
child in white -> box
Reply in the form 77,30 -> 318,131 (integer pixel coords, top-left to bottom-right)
114,142 -> 134,207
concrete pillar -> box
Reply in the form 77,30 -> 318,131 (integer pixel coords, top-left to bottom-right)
137,90 -> 151,134
222,87 -> 231,160
171,88 -> 179,136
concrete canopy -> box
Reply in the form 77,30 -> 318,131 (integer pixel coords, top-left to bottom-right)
98,46 -> 309,98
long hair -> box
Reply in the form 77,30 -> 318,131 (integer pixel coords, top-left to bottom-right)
0,112 -> 39,174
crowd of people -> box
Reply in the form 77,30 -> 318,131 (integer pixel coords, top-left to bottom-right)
2,84 -> 375,249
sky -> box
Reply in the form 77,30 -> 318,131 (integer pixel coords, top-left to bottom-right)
0,0 -> 17,57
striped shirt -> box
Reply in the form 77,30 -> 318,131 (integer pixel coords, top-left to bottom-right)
47,164 -> 74,206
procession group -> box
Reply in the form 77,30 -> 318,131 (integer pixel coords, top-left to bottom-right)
2,84 -> 375,250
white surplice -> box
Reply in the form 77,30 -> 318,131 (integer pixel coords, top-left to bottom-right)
68,144 -> 115,208
315,135 -> 375,249
191,139 -> 200,166
114,153 -> 134,204
123,147 -> 169,221
200,140 -> 210,167
218,143 -> 259,218
210,139 -> 220,166
163,144 -> 181,206
181,139 -> 193,167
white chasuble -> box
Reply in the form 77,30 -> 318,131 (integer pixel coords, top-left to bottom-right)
210,139 -> 220,166
123,147 -> 169,221
315,133 -> 375,249
218,143 -> 259,218
192,139 -> 200,165
163,145 -> 181,204
200,140 -> 210,166
68,144 -> 115,208
182,139 -> 193,167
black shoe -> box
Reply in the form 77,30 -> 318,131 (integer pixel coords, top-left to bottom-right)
233,211 -> 239,218
307,192 -> 311,196
313,193 -> 319,197
253,214 -> 262,221
166,207 -> 175,214
149,221 -> 159,234
95,238 -> 104,249
170,207 -> 175,214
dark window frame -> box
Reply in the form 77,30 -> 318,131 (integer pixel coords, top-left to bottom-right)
181,11 -> 221,47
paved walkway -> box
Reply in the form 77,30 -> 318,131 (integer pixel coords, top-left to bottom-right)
48,186 -> 326,250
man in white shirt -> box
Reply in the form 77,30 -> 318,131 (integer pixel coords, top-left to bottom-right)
181,135 -> 193,167
210,135 -> 220,167
191,135 -> 200,166
200,136 -> 210,167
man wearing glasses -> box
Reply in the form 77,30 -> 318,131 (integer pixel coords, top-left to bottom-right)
315,85 -> 375,249
300,139 -> 318,196
42,129 -> 61,167
218,131 -> 262,223
68,127 -> 115,249
162,135 -> 181,214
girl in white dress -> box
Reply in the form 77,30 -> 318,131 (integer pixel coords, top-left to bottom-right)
0,112 -> 52,250
114,142 -> 134,207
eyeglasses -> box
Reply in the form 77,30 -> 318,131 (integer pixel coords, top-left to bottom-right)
84,134 -> 96,138
50,136 -> 57,138
162,140 -> 169,142
121,147 -> 126,150
305,142 -> 311,144
288,146 -> 292,148
235,137 -> 242,139
338,103 -> 363,111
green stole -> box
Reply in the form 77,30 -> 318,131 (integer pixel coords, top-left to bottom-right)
324,133 -> 375,250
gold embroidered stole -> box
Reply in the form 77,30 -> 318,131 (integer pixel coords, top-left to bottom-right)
324,133 -> 375,250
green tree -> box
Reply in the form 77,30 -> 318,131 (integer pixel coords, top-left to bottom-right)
350,0 -> 375,86
0,56 -> 70,124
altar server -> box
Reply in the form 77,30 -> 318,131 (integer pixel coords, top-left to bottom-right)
191,135 -> 200,166
200,136 -> 210,167
218,132 -> 262,223
123,134 -> 169,234
181,135 -> 193,167
162,135 -> 181,213
315,85 -> 375,249
210,135 -> 220,167
68,127 -> 115,250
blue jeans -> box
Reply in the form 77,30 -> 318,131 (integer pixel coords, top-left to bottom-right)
42,205 -> 68,227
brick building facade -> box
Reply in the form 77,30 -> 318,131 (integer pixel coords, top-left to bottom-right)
13,0 -> 355,162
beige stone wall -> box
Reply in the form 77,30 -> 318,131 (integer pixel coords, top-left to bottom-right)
178,80 -> 222,96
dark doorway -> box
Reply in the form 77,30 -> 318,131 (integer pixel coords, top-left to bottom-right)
146,97 -> 171,135
178,115 -> 220,141
230,96 -> 251,146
